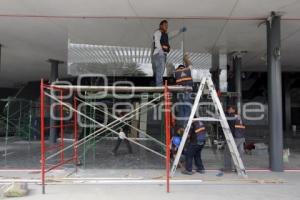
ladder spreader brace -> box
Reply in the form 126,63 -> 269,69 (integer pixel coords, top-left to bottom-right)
170,76 -> 247,178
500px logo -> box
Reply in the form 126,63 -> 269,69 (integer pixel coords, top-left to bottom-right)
49,74 -> 266,124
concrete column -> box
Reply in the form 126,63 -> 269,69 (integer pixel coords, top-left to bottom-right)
130,102 -> 139,138
139,95 -> 148,137
234,56 -> 242,115
49,59 -> 61,82
213,53 -> 231,171
267,12 -> 283,172
284,75 -> 291,134
226,55 -> 235,93
48,59 -> 64,144
210,53 -> 220,91
0,44 -> 2,71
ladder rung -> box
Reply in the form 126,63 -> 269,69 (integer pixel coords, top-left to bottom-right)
193,117 -> 221,122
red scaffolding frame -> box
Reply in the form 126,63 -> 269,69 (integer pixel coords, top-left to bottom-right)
40,79 -> 171,194
40,79 -> 79,194
164,81 -> 171,193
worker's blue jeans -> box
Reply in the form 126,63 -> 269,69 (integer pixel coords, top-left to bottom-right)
185,143 -> 205,172
152,52 -> 167,86
177,92 -> 193,127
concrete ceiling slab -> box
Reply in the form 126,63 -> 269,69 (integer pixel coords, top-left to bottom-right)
0,0 -> 300,87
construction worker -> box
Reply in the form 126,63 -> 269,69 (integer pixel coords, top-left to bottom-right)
170,135 -> 185,169
235,122 -> 246,152
112,111 -> 133,156
175,54 -> 193,127
224,105 -> 246,171
152,20 -> 187,86
182,120 -> 207,175
112,126 -> 133,156
170,127 -> 187,169
229,106 -> 246,154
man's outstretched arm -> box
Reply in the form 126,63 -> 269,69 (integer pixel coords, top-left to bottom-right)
169,27 -> 187,40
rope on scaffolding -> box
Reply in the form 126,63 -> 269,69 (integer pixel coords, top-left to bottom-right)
78,101 -> 163,160
44,92 -> 165,160
75,97 -> 166,148
73,100 -> 161,156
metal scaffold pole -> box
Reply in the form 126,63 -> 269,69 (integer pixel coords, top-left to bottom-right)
92,100 -> 96,162
164,81 -> 171,193
59,90 -> 64,162
28,100 -> 32,141
40,79 -> 46,194
18,101 -> 22,137
4,98 -> 10,166
73,96 -> 79,171
83,93 -> 87,168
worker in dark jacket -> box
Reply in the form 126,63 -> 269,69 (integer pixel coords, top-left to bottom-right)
234,116 -> 246,154
226,106 -> 246,154
175,54 -> 193,127
152,20 -> 187,86
224,105 -> 246,171
182,120 -> 207,175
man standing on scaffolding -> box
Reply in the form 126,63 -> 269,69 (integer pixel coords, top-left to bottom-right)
152,20 -> 187,86
174,54 -> 193,127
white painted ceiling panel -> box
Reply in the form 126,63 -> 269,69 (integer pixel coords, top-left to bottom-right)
231,0 -> 300,17
130,0 -> 237,17
0,0 -> 300,87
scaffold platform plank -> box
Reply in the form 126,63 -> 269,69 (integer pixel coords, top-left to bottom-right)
50,85 -> 192,93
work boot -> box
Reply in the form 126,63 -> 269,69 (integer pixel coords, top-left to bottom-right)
196,169 -> 205,174
181,170 -> 193,175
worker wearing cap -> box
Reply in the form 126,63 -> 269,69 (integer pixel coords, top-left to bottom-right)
174,54 -> 193,127
227,105 -> 246,154
182,120 -> 207,175
152,20 -> 187,86
224,105 -> 246,171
